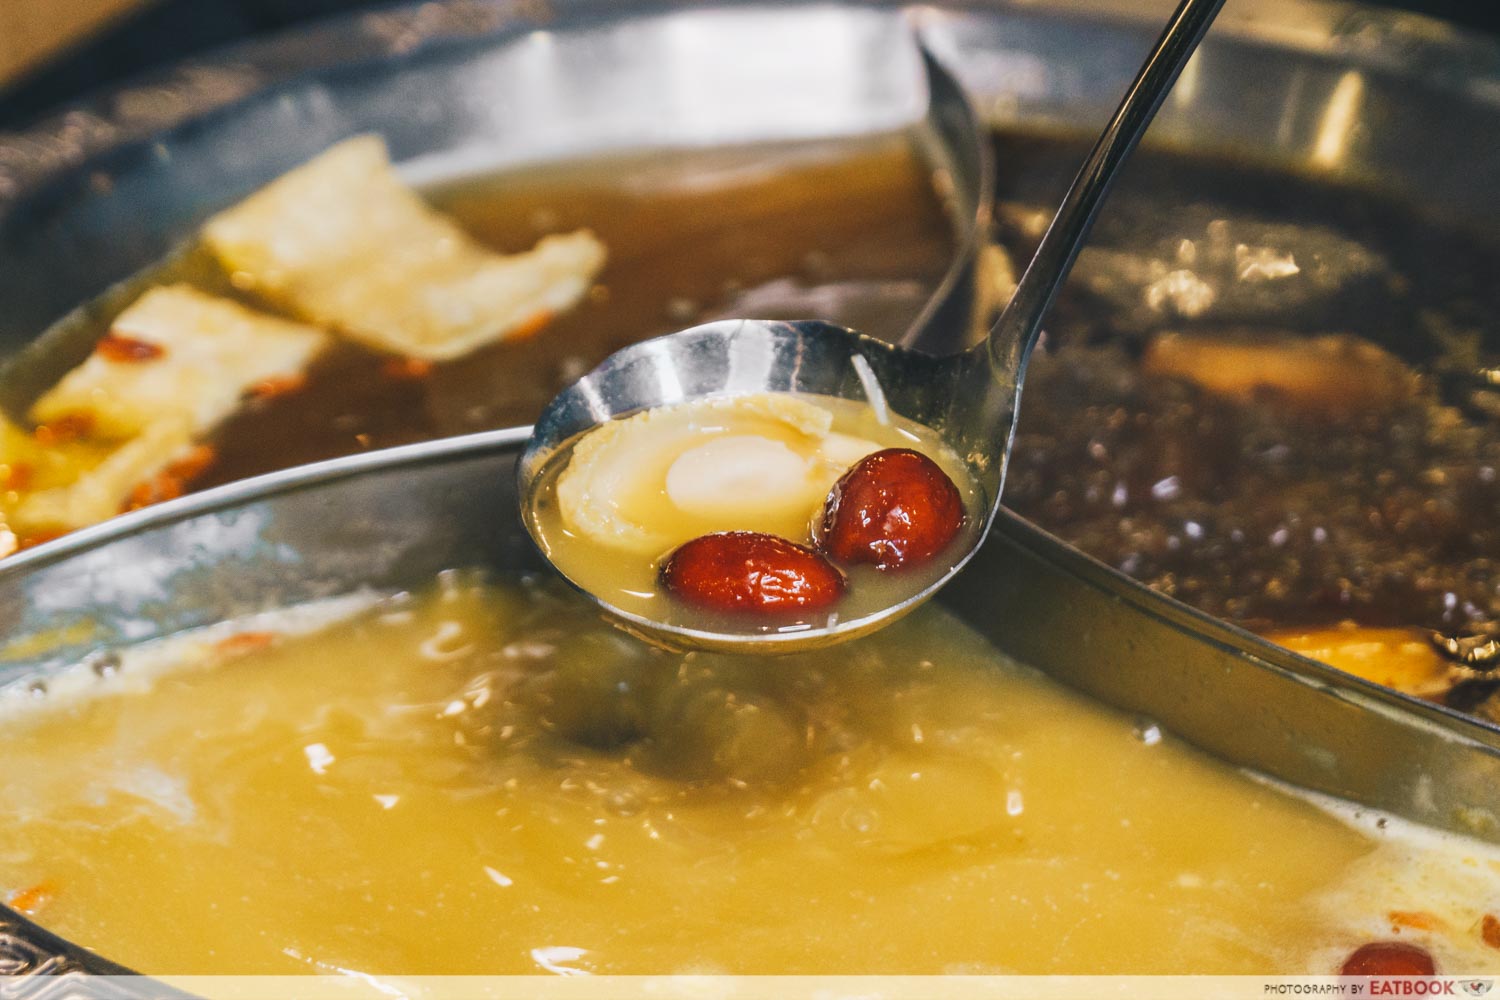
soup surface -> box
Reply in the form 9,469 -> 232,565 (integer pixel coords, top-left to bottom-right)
4,135 -> 951,496
992,139 -> 1500,714
11,129 -> 1500,712
527,393 -> 983,636
2,575 -> 1499,975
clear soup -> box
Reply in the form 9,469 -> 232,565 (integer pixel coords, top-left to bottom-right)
525,393 -> 985,637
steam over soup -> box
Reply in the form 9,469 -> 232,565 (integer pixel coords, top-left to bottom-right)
2,574 -> 1499,975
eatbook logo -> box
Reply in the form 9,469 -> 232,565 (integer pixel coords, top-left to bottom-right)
1460,981 -> 1493,997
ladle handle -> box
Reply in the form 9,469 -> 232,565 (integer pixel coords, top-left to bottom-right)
988,0 -> 1226,370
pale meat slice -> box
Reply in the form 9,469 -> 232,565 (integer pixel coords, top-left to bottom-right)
0,412 -> 105,493
14,419 -> 196,531
30,284 -> 328,440
201,135 -> 607,361
0,413 -> 101,552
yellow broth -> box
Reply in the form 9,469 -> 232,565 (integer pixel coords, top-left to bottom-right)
0,572 -> 1447,976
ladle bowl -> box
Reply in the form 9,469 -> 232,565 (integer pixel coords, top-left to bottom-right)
520,0 -> 1227,653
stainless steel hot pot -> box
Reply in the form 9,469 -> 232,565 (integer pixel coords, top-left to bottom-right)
1,0 -> 1499,983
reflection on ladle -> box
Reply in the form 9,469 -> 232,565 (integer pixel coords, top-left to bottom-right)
521,0 -> 1228,654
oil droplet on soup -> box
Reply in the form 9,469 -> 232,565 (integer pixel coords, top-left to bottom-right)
526,393 -> 984,634
2,574 -> 1495,975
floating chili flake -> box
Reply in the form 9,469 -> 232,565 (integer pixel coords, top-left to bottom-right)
509,309 -> 555,341
5,881 -> 56,916
380,357 -> 434,381
214,632 -> 277,657
249,373 -> 309,399
34,412 -> 95,445
122,476 -> 184,512
17,529 -> 66,551
0,462 -> 34,492
167,445 -> 218,482
121,446 -> 218,513
96,332 -> 165,363
1389,910 -> 1444,932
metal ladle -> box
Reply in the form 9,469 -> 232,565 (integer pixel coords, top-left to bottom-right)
520,0 -> 1226,653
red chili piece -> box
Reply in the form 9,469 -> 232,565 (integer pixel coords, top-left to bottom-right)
1339,941 -> 1437,976
380,357 -> 434,381
818,448 -> 965,570
120,445 -> 218,513
249,373 -> 308,399
660,531 -> 845,615
97,332 -> 165,362
34,412 -> 95,445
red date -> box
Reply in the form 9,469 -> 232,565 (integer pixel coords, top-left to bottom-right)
660,532 -> 845,615
818,448 -> 965,570
1339,941 -> 1436,976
